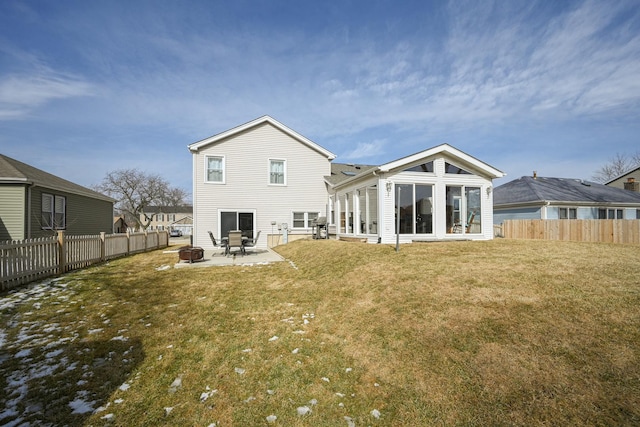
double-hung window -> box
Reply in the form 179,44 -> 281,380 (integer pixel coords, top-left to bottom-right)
559,207 -> 577,219
206,156 -> 225,183
42,193 -> 66,230
293,212 -> 319,229
269,159 -> 286,185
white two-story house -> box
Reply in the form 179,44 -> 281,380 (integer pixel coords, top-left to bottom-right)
189,116 -> 505,250
189,116 -> 336,250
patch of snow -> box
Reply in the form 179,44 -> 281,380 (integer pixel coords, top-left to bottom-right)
101,413 -> 115,420
371,409 -> 381,419
321,377 -> 330,382
234,367 -> 246,375
168,375 -> 183,393
69,397 -> 95,414
266,414 -> 277,423
119,382 -> 131,392
297,406 -> 312,416
268,335 -> 279,342
344,416 -> 356,427
292,348 -> 300,354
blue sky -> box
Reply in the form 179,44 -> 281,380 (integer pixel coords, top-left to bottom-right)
1,0 -> 639,198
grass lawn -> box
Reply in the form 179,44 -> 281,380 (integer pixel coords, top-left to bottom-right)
1,238 -> 639,426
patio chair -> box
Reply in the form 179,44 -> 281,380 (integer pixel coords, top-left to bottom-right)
226,230 -> 245,256
243,230 -> 261,251
208,231 -> 225,255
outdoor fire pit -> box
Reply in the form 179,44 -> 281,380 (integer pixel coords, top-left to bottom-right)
178,246 -> 204,263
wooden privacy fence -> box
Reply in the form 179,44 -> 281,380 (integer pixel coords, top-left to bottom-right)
1,230 -> 169,291
502,219 -> 640,244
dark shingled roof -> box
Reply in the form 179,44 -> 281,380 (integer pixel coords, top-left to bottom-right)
0,154 -> 114,202
324,163 -> 378,186
494,176 -> 640,206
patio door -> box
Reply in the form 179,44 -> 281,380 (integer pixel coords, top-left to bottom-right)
220,211 -> 255,239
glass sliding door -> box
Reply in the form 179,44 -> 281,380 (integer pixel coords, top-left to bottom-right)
220,211 -> 254,239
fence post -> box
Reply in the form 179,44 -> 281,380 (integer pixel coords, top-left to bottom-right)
57,230 -> 66,274
100,232 -> 106,262
126,230 -> 131,255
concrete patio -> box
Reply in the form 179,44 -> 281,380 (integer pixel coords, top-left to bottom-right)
171,247 -> 285,268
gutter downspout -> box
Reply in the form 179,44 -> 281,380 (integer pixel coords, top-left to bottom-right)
27,183 -> 35,239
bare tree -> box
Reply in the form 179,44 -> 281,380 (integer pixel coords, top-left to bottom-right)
592,152 -> 640,183
94,169 -> 188,231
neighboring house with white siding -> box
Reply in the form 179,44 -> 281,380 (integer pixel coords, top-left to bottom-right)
189,116 -> 505,249
0,154 -> 115,241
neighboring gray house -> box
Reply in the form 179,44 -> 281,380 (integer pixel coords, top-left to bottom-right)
189,116 -> 505,249
0,154 -> 115,241
493,175 -> 640,224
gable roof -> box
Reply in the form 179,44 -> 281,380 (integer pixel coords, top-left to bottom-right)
0,154 -> 114,202
326,143 -> 505,188
379,143 -> 505,178
188,115 -> 337,160
604,165 -> 640,185
494,176 -> 640,207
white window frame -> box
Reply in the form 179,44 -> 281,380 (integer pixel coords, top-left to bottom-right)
559,207 -> 577,219
269,159 -> 287,186
205,155 -> 225,184
292,211 -> 319,229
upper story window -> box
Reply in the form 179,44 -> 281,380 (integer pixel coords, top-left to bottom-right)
42,193 -> 66,230
156,213 -> 164,221
269,159 -> 286,185
206,156 -> 225,183
559,207 -> 577,219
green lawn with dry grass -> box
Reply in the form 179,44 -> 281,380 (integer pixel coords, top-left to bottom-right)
1,239 -> 639,426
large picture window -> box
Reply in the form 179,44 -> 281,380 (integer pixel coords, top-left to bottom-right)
269,159 -> 286,185
206,156 -> 224,183
42,193 -> 66,230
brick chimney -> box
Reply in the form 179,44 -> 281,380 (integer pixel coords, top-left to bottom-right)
624,177 -> 639,192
